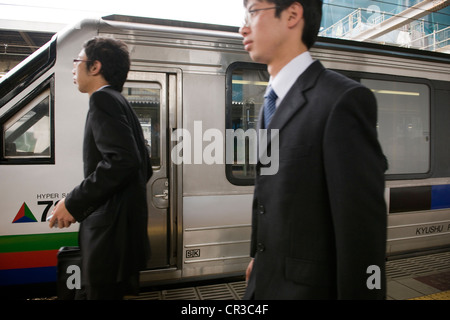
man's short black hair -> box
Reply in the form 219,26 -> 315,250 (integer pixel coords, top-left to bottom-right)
243,0 -> 323,49
83,37 -> 130,92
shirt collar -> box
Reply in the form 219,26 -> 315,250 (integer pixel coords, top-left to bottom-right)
96,85 -> 111,92
267,51 -> 314,107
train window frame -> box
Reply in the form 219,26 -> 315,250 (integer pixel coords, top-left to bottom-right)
0,40 -> 56,108
226,63 -> 434,184
338,71 -> 434,181
363,78 -> 432,178
225,62 -> 270,186
122,81 -> 162,169
0,77 -> 55,165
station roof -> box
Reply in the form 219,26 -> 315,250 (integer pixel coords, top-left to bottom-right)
0,19 -> 64,58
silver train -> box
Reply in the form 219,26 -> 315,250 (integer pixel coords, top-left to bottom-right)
0,15 -> 449,289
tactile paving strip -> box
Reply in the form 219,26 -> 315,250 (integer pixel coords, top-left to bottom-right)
127,281 -> 246,300
386,251 -> 450,280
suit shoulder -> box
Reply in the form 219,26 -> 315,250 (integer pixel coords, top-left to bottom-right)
91,87 -> 123,101
91,88 -> 116,102
319,68 -> 375,101
90,88 -> 127,114
320,68 -> 362,90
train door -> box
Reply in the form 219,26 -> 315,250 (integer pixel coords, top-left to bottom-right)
122,71 -> 177,270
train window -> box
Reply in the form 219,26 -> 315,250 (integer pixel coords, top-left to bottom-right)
362,79 -> 430,175
226,63 -> 269,185
122,83 -> 161,168
2,88 -> 52,163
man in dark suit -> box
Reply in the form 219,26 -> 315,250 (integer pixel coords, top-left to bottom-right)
49,37 -> 152,299
240,0 -> 387,299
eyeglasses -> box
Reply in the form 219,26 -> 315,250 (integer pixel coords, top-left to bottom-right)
243,6 -> 279,27
73,59 -> 91,64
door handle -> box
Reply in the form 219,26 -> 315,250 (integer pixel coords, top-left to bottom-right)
154,189 -> 168,200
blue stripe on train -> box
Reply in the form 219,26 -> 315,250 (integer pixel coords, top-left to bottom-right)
0,266 -> 56,286
389,184 -> 450,213
431,185 -> 450,210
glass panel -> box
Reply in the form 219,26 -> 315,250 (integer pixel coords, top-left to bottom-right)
362,79 -> 430,175
3,91 -> 51,158
122,83 -> 161,168
320,1 -> 450,53
228,66 -> 269,182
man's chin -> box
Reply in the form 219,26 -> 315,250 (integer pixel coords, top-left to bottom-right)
248,52 -> 265,65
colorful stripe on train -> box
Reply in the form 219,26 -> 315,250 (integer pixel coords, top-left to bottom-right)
0,232 -> 78,286
389,184 -> 450,213
0,185 -> 449,287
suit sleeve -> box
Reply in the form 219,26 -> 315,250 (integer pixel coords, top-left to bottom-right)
323,86 -> 387,299
65,90 -> 143,222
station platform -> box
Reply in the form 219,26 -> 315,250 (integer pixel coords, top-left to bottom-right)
386,251 -> 450,300
128,251 -> 450,300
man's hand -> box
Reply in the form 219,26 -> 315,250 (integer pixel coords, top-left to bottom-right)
246,258 -> 254,284
49,198 -> 76,229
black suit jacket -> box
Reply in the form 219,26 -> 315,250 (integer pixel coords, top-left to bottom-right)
245,61 -> 387,300
65,87 -> 152,288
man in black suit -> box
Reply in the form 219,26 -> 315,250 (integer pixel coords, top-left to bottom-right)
240,0 -> 387,299
49,37 -> 152,299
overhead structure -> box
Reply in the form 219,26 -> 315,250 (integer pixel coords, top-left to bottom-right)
350,0 -> 450,41
0,19 -> 63,57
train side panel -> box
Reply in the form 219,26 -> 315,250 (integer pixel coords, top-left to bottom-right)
0,21 -> 98,287
0,15 -> 449,291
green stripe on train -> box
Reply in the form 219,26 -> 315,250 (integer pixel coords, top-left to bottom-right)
0,232 -> 78,253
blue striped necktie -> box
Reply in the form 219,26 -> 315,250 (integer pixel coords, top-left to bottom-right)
264,87 -> 278,128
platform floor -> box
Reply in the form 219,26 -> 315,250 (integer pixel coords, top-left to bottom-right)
128,251 -> 450,300
386,251 -> 450,300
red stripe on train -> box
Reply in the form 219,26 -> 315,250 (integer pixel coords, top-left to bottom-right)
0,250 -> 58,270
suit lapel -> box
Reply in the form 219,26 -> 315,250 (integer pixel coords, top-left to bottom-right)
269,60 -> 324,131
258,61 -> 325,161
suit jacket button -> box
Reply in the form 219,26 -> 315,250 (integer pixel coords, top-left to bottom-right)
258,205 -> 265,215
257,243 -> 265,252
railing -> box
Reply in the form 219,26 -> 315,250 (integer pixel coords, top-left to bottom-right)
320,7 -> 449,53
319,8 -> 363,39
412,26 -> 450,51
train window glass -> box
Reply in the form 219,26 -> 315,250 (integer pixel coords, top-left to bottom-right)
2,90 -> 51,160
226,64 -> 269,185
362,79 -> 430,175
122,83 -> 161,168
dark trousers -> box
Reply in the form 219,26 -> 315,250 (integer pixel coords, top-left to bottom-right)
75,274 -> 139,300
75,283 -> 125,300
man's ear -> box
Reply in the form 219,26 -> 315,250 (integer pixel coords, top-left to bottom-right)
286,2 -> 304,29
88,60 -> 102,76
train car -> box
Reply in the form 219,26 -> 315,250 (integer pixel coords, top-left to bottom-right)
0,15 -> 449,293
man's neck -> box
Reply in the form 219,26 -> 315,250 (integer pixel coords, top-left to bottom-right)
88,80 -> 110,96
267,41 -> 308,78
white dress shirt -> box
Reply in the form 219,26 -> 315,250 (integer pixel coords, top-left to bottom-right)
267,51 -> 314,108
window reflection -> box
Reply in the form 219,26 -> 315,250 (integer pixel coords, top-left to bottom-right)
363,79 -> 430,175
122,84 -> 161,168
3,91 -> 51,159
227,66 -> 269,183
